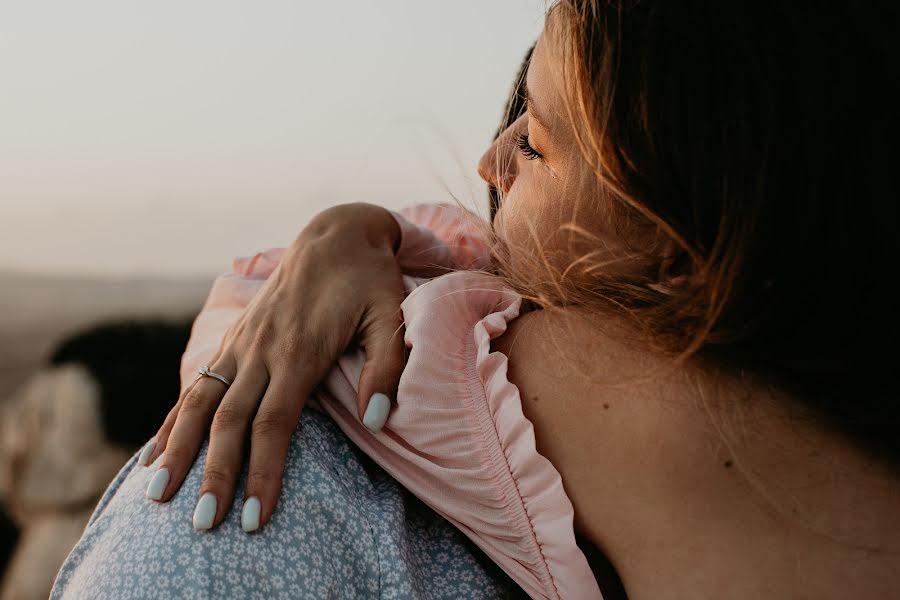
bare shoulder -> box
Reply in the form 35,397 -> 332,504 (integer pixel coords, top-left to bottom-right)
490,307 -> 654,586
490,306 -> 585,428
490,307 -> 658,414
489,308 -> 645,524
489,310 -> 588,470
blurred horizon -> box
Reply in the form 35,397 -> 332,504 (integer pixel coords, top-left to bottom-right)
0,0 -> 544,278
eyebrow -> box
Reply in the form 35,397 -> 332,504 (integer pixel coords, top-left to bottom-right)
524,82 -> 552,131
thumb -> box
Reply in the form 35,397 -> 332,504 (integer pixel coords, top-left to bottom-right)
356,302 -> 407,432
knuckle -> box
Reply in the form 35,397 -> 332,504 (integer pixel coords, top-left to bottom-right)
250,322 -> 277,353
311,203 -> 358,228
277,332 -> 317,366
307,206 -> 335,230
162,444 -> 189,467
210,405 -> 249,434
202,464 -> 233,488
252,411 -> 291,440
300,326 -> 331,362
180,389 -> 213,415
269,328 -> 327,370
246,466 -> 278,490
261,331 -> 297,364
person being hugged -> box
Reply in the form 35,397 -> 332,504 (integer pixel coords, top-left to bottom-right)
54,2 -> 899,599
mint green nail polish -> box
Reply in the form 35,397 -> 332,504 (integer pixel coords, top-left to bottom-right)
242,497 -> 261,532
193,493 -> 217,530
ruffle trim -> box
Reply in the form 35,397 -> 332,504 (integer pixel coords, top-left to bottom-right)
465,275 -> 603,600
191,234 -> 602,599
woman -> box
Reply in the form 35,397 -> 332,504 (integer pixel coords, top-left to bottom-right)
54,2 -> 899,599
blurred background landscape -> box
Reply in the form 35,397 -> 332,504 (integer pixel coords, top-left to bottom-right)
0,1 -> 543,597
0,272 -> 208,400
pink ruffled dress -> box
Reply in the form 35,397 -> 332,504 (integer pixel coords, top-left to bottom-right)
179,204 -> 604,600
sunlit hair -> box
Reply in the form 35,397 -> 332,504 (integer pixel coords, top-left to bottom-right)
463,0 -> 900,469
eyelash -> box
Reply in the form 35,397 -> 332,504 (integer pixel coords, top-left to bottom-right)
516,131 -> 543,161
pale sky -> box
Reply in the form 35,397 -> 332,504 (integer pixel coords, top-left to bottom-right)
0,0 -> 544,277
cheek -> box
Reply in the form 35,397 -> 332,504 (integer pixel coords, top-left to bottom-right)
495,167 -> 615,281
494,166 -> 559,248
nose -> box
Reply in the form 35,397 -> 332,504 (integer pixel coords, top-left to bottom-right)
478,124 -> 520,196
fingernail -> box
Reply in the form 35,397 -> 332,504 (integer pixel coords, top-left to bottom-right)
193,493 -> 217,531
363,393 -> 391,432
146,468 -> 170,501
137,439 -> 156,467
242,497 -> 261,532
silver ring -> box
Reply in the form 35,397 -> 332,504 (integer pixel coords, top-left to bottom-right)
196,365 -> 232,389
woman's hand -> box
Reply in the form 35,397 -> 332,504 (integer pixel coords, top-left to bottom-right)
139,202 -> 408,532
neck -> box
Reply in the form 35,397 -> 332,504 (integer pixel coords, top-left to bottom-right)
497,308 -> 900,600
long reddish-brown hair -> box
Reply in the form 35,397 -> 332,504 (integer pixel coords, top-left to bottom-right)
476,1 -> 899,468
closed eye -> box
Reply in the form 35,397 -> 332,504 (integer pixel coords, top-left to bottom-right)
516,131 -> 543,161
